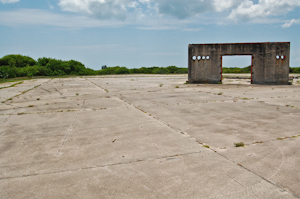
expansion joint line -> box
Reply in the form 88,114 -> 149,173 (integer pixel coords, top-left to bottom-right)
116,95 -> 298,198
213,149 -> 298,198
0,150 -> 203,181
2,78 -> 53,103
56,99 -> 85,156
84,78 -> 109,93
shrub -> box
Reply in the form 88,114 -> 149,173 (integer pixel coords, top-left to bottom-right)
79,68 -> 97,75
98,67 -> 119,75
0,54 -> 36,68
152,67 -> 169,74
0,66 -> 17,78
223,66 -> 251,73
129,68 -> 142,74
175,68 -> 188,74
140,67 -> 156,74
290,67 -> 300,73
166,66 -> 178,73
114,67 -> 130,74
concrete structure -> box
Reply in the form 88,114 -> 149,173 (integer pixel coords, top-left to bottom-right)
187,42 -> 290,84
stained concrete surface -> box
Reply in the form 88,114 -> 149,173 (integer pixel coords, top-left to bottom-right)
0,75 -> 300,198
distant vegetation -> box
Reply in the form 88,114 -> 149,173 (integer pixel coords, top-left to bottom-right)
222,66 -> 251,73
0,54 -> 299,79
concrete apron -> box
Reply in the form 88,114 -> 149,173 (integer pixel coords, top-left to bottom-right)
0,75 -> 299,198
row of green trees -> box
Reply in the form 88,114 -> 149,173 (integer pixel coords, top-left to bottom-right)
222,66 -> 252,73
290,67 -> 300,73
0,54 -> 189,78
98,66 -> 188,75
222,66 -> 300,73
0,54 -> 95,78
1,54 -> 299,79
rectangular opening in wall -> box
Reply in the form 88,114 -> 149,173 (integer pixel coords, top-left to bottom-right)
221,55 -> 252,84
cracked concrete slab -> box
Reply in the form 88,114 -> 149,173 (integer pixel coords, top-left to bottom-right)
0,75 -> 299,198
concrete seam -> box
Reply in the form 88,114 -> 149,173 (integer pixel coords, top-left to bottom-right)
56,99 -> 85,156
0,151 -> 204,181
215,150 -> 299,198
116,93 -> 299,198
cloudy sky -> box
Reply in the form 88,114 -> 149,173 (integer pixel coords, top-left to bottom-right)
0,0 -> 299,69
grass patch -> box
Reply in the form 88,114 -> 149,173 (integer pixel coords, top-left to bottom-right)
203,145 -> 210,148
175,85 -> 179,88
277,137 -> 289,140
217,92 -> 223,95
0,81 -> 23,89
253,141 -> 264,144
0,77 -> 33,84
234,142 -> 245,147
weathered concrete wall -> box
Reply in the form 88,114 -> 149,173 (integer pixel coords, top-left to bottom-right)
187,42 -> 290,85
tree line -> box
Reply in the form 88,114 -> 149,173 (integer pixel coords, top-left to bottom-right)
0,54 -> 299,79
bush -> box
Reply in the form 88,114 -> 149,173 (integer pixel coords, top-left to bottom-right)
98,67 -> 119,75
79,68 -> 97,75
68,60 -> 86,74
166,66 -> 178,73
0,54 -> 36,67
223,66 -> 251,73
140,67 -> 156,74
0,66 -> 17,78
175,68 -> 188,74
129,68 -> 142,74
290,67 -> 300,73
114,67 -> 130,74
152,67 -> 169,74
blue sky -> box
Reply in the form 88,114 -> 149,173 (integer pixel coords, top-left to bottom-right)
0,0 -> 299,70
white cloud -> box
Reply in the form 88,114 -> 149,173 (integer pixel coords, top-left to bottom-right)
213,0 -> 242,12
0,0 -> 19,3
0,9 -> 126,28
57,0 -> 300,26
1,1 -> 299,29
228,0 -> 300,21
282,19 -> 300,28
58,0 -> 138,20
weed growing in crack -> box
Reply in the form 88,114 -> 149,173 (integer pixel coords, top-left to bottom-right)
234,142 -> 245,147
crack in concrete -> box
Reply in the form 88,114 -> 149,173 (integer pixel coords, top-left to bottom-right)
53,88 -> 63,96
116,93 -> 299,198
0,151 -> 203,181
1,79 -> 53,103
216,149 -> 299,198
56,99 -> 85,156
41,88 -> 52,93
84,78 -> 109,93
